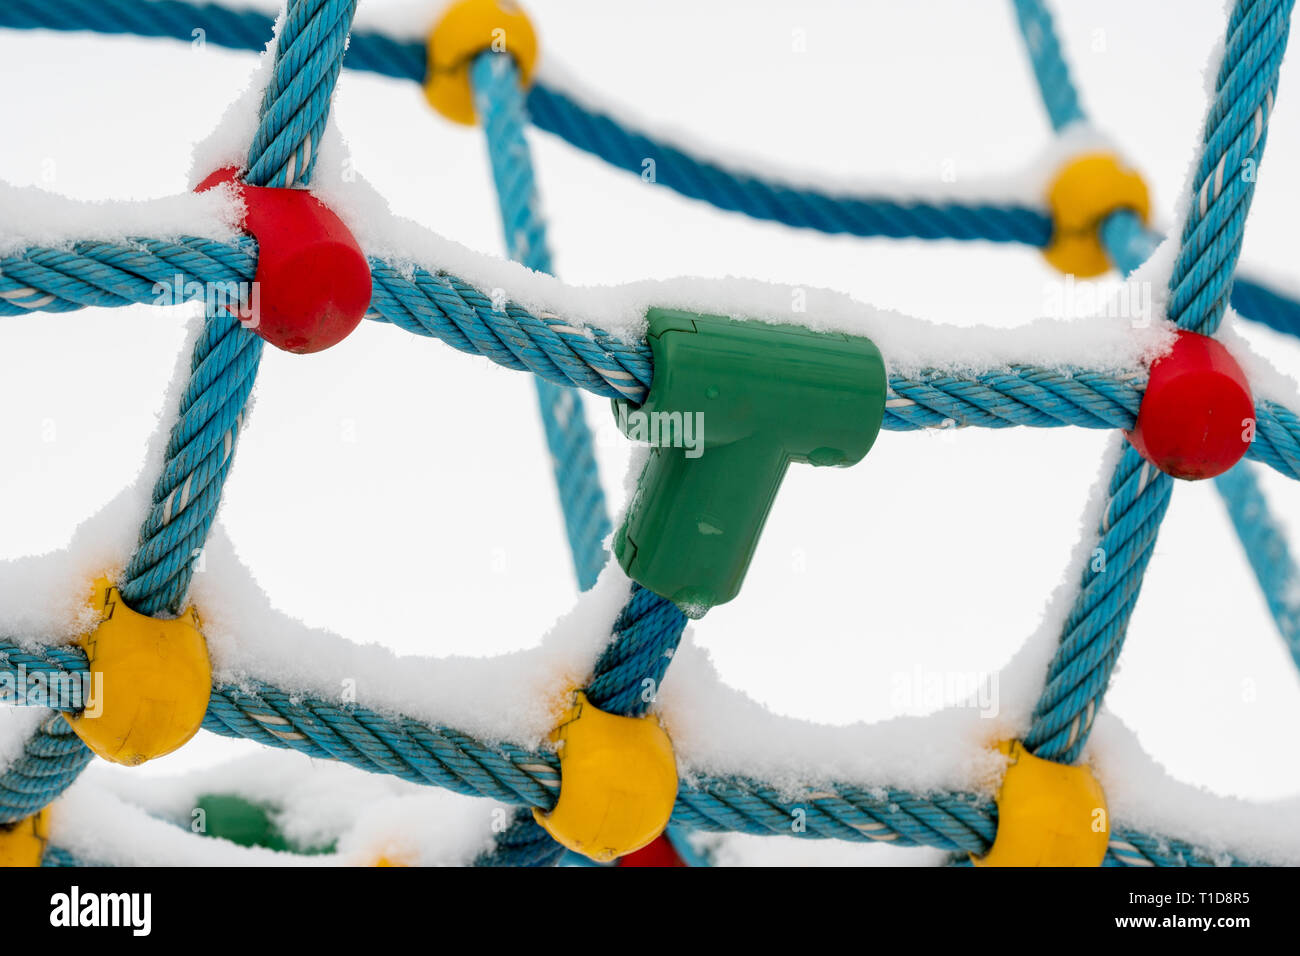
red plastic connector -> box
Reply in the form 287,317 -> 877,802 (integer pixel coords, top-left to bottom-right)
615,833 -> 686,867
195,166 -> 370,354
1126,330 -> 1254,480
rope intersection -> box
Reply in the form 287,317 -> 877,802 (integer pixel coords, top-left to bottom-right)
0,0 -> 1298,868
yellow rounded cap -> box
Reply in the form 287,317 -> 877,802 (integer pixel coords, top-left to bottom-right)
66,578 -> 211,767
0,808 -> 50,867
425,0 -> 539,125
1043,152 -> 1150,278
972,740 -> 1109,867
532,691 -> 678,862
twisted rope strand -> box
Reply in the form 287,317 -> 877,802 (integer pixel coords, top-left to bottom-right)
8,237 -> 1300,482
472,48 -> 613,865
1024,0 -> 1292,765
473,50 -> 612,593
0,0 -> 359,835
120,0 -> 356,617
0,636 -> 1253,864
0,714 -> 93,824
1,0 -> 1297,868
1009,0 -> 1086,130
2,0 -> 1300,349
1215,462 -> 1300,660
1169,0 -> 1292,335
0,0 -> 1056,248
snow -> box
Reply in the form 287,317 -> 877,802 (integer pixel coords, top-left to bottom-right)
182,0 -> 442,40
66,749 -> 502,865
536,60 -> 1129,208
9,167 -> 1300,413
0,183 -> 239,259
3,0 -> 1300,866
10,429 -> 1300,863
50,782 -> 325,866
0,172 -> 1195,384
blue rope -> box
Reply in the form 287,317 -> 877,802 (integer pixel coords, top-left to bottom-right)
471,49 -> 613,865
663,825 -> 710,866
1100,214 -> 1300,665
1168,0 -> 1292,337
585,584 -> 687,718
473,807 -> 565,867
474,578 -> 687,861
0,0 -> 1297,868
1231,275 -> 1300,340
120,0 -> 356,618
1024,443 -> 1174,761
1009,0 -> 1086,131
473,578 -> 687,863
0,0 -> 358,841
1215,462 -> 1300,664
246,0 -> 356,189
5,236 -> 1300,482
1026,0 -> 1293,765
40,846 -> 90,867
1098,209 -> 1162,276
0,714 -> 93,824
3,0 -> 1300,350
0,637 -> 1256,864
473,51 -> 611,593
6,0 -> 1300,342
522,83 -> 1052,245
0,0 -> 1054,248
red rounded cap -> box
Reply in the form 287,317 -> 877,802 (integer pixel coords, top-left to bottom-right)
615,833 -> 685,867
195,167 -> 370,354
1126,330 -> 1254,480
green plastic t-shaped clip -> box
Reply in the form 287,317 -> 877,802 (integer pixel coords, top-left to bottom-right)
613,308 -> 887,616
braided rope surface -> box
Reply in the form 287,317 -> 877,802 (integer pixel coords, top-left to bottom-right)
1009,0 -> 1087,131
473,51 -> 611,593
0,0 -> 359,837
0,636 -> 1253,865
0,0 -> 1296,868
472,48 -> 611,865
0,714 -> 93,824
1025,443 -> 1174,762
0,0 -> 1296,345
120,0 -> 356,618
5,236 -> 1300,481
1215,462 -> 1300,663
1022,0 -> 1293,766
1169,0 -> 1292,337
0,0 -> 1055,248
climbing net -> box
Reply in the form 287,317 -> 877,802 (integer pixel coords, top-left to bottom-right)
1,0 -> 1299,867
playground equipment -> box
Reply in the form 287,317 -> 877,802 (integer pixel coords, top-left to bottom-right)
1,0 -> 1299,866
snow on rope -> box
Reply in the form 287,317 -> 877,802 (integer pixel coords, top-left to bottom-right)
1,0 -> 1300,870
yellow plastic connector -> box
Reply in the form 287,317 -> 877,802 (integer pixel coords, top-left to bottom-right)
66,577 -> 211,767
1043,152 -> 1150,278
0,808 -> 49,867
425,0 -> 539,125
532,690 -> 678,862
972,739 -> 1109,867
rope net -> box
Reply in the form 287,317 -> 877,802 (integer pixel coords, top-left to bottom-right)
0,0 -> 1298,868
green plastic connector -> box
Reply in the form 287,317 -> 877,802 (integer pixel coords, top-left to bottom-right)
613,308 -> 887,616
193,793 -> 335,855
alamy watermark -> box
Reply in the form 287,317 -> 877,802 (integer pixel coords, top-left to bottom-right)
615,402 -> 705,458
50,887 -> 151,936
153,273 -> 260,328
1044,275 -> 1153,326
0,664 -> 102,716
891,665 -> 999,718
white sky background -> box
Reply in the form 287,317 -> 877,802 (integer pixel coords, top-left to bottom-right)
2,0 -> 1300,858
